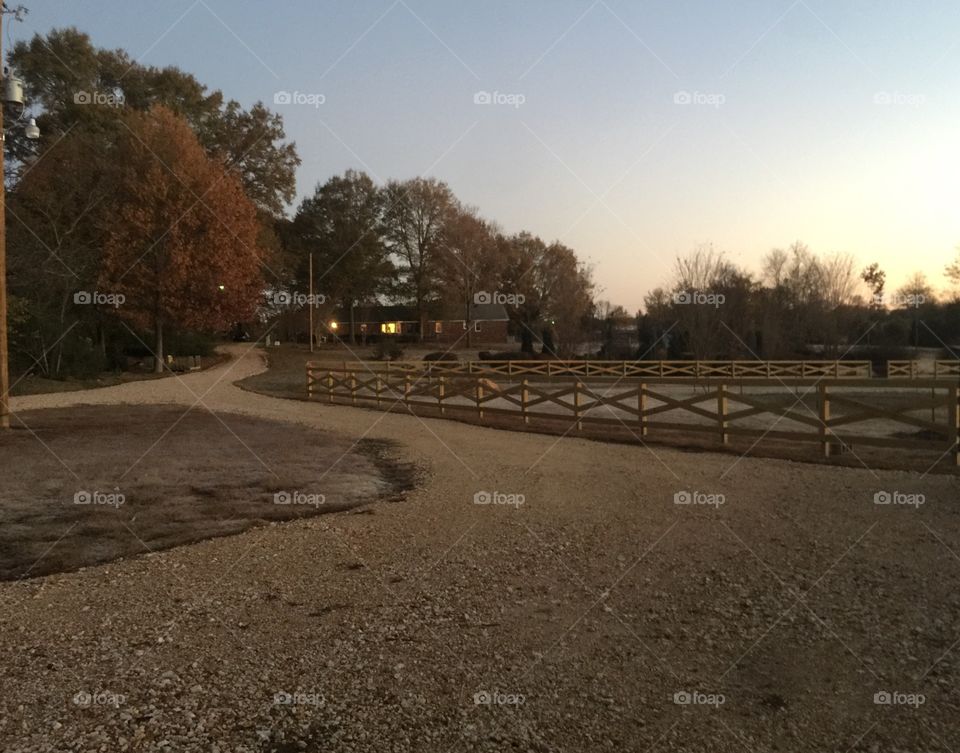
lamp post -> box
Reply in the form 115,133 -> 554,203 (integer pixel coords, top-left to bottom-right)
0,4 -> 38,429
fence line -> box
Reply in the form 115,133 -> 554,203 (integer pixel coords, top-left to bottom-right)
306,365 -> 960,466
328,359 -> 874,380
888,360 -> 960,379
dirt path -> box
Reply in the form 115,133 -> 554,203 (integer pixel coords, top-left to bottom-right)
3,344 -> 960,752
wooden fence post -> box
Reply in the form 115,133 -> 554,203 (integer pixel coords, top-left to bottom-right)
718,383 -> 729,445
522,378 -> 530,425
476,378 -> 484,419
639,382 -> 648,437
307,366 -> 313,400
404,374 -> 411,406
574,381 -> 583,431
819,384 -> 831,457
350,372 -> 357,405
326,371 -> 334,404
952,385 -> 960,466
439,376 -> 446,415
376,375 -> 383,408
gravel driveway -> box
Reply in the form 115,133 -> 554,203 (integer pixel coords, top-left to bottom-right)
3,344 -> 960,752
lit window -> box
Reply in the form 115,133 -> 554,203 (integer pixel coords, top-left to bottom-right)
434,322 -> 443,334
381,322 -> 398,334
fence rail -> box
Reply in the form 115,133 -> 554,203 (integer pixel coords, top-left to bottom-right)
327,359 -> 874,380
888,361 -> 960,379
306,365 -> 960,465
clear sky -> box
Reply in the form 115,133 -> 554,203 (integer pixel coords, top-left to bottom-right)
13,1 -> 960,311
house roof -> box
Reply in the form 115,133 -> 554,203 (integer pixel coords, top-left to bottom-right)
334,303 -> 509,323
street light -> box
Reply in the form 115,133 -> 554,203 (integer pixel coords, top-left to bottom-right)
0,7 -> 40,429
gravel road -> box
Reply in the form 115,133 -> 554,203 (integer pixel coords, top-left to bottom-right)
3,344 -> 960,752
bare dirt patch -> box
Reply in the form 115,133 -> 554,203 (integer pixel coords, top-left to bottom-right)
0,405 -> 414,580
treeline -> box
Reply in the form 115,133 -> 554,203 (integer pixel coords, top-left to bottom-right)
276,170 -> 594,352
6,28 -> 596,378
628,243 -> 960,364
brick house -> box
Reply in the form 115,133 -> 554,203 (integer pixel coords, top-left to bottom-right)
328,303 -> 510,344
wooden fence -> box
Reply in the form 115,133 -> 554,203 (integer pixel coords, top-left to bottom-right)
334,359 -> 874,380
307,365 -> 960,465
888,361 -> 960,379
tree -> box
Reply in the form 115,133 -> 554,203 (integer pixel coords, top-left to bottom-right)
861,263 -> 886,307
947,246 -> 960,286
293,170 -> 392,343
500,233 -> 594,355
99,106 -> 264,371
6,130 -> 117,376
436,205 -> 499,347
10,27 -> 299,216
382,177 -> 455,340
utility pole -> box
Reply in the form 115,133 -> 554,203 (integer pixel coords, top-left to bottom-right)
0,6 -> 9,429
0,4 -> 40,430
308,252 -> 314,352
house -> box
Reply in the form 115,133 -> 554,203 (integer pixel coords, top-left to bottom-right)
328,303 -> 511,344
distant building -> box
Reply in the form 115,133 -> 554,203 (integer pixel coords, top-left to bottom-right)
328,303 -> 511,344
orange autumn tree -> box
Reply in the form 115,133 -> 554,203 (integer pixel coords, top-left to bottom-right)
100,106 -> 264,371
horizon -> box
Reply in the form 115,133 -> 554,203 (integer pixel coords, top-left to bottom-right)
15,0 -> 960,311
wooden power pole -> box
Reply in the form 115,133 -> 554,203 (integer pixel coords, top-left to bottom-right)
308,252 -> 314,352
0,6 -> 10,429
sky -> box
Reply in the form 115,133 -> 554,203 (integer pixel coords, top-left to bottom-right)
13,0 -> 960,312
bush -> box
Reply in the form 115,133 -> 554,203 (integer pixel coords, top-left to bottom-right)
371,341 -> 404,361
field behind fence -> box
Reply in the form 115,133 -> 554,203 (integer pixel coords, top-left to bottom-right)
307,360 -> 960,467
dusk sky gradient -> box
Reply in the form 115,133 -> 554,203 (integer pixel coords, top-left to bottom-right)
16,0 -> 960,311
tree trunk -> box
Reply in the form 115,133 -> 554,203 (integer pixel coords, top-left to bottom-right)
154,317 -> 164,374
466,296 -> 473,348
